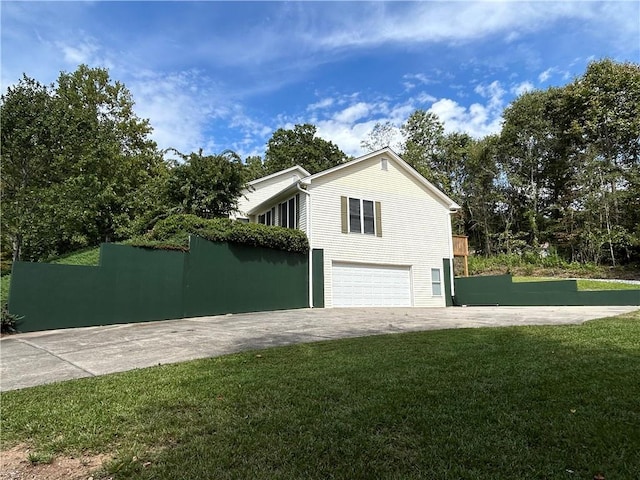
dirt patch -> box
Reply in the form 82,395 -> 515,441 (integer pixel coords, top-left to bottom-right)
0,444 -> 111,480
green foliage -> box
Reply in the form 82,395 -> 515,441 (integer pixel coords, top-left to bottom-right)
226,222 -> 309,253
243,155 -> 267,181
1,303 -> 20,333
0,65 -> 167,263
1,274 -> 10,306
2,314 -> 639,478
401,110 -> 446,183
401,59 -> 640,266
464,252 -> 631,278
264,123 -> 348,175
132,214 -> 309,253
165,149 -> 247,219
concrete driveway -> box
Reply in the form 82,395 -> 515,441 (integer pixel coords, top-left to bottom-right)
1,306 -> 637,392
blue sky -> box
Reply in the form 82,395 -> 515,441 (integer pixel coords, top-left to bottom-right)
2,1 -> 639,159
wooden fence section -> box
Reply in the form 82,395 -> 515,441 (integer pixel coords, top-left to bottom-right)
452,235 -> 469,277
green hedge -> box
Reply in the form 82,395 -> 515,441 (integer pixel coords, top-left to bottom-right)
129,214 -> 309,254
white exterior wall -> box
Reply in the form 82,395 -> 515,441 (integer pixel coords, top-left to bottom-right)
308,156 -> 453,308
232,171 -> 305,219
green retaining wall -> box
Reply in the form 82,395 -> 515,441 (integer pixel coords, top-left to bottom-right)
312,249 -> 325,308
443,259 -> 453,307
8,237 -> 310,333
183,237 -> 308,317
453,275 -> 639,306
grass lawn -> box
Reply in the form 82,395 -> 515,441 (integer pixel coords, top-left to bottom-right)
2,310 -> 639,479
512,276 -> 640,291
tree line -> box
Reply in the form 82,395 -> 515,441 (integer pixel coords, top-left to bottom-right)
361,59 -> 639,266
2,60 -> 639,267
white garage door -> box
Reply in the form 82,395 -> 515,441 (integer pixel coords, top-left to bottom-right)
332,262 -> 412,307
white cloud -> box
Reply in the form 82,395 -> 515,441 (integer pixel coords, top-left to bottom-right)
315,2 -> 605,50
538,68 -> 554,83
429,97 -> 503,138
511,81 -> 535,96
334,102 -> 371,123
307,98 -> 335,111
474,81 -> 506,111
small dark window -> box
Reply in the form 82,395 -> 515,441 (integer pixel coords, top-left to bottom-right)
279,201 -> 288,227
363,200 -> 375,234
349,198 -> 361,233
288,197 -> 295,228
277,197 -> 298,229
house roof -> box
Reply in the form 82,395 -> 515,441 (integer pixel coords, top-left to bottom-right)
302,147 -> 461,211
247,147 -> 461,215
247,165 -> 311,187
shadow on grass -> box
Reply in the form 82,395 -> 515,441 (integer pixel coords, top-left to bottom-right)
99,314 -> 640,480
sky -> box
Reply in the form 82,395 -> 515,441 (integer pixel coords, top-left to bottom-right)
2,1 -> 639,160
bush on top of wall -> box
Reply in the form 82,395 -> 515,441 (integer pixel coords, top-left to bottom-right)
129,214 -> 309,253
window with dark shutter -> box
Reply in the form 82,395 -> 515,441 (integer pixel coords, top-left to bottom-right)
349,198 -> 361,233
343,197 -> 381,236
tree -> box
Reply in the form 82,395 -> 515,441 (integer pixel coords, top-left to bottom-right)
400,110 -> 446,186
1,65 -> 166,262
460,135 -> 502,255
244,155 -> 266,181
565,59 -> 640,264
0,76 -> 55,262
166,149 -> 247,219
264,124 -> 347,175
498,88 -> 572,247
361,121 -> 402,153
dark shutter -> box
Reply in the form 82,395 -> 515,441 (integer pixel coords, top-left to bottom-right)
341,196 -> 348,233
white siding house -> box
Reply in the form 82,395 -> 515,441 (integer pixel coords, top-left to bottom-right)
241,148 -> 460,308
231,165 -> 310,221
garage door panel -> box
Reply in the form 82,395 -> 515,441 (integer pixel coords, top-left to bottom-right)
332,263 -> 411,307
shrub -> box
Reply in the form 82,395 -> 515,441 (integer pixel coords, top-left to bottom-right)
1,304 -> 21,334
130,214 -> 309,254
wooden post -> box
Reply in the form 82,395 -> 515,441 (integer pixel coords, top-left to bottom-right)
452,235 -> 469,277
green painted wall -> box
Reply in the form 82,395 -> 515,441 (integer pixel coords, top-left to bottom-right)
312,249 -> 325,308
8,237 -> 310,333
183,237 -> 308,317
454,275 -> 639,306
442,259 -> 453,307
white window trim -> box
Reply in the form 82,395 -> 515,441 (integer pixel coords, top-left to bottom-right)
431,268 -> 442,297
348,197 -> 376,235
278,195 -> 299,229
257,207 -> 275,226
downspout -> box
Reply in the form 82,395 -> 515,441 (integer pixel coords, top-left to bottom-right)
447,210 -> 456,301
296,183 -> 313,308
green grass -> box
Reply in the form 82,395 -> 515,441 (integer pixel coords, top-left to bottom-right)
2,311 -> 639,479
0,273 -> 11,306
466,253 -> 639,280
513,276 -> 640,291
47,246 -> 101,266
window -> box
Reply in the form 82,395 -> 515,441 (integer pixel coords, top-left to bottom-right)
347,198 -> 376,234
349,198 -> 361,232
381,158 -> 388,171
278,194 -> 299,229
431,268 -> 442,296
258,208 -> 275,226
